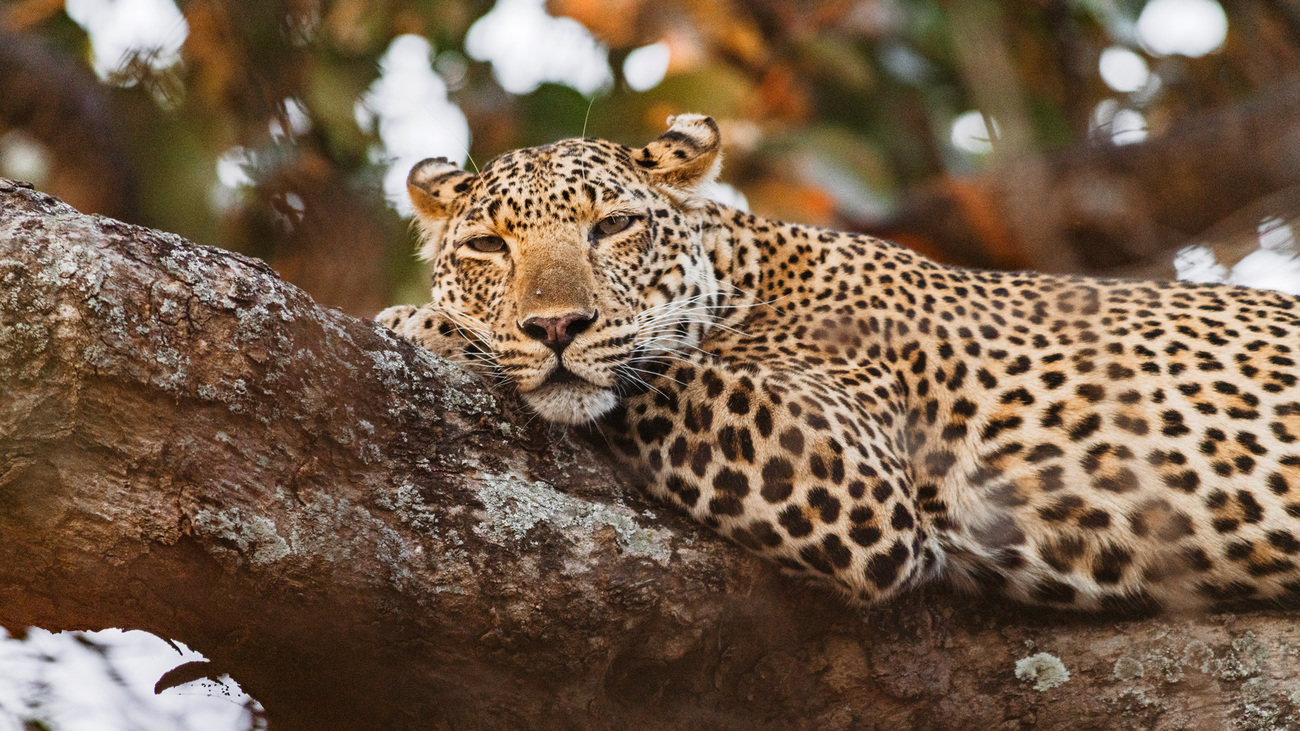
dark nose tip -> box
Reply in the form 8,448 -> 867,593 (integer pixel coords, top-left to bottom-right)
519,311 -> 597,352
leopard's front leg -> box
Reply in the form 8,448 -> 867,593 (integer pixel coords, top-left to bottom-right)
607,357 -> 931,604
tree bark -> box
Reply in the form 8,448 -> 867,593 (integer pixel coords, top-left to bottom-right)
3,178 -> 1300,730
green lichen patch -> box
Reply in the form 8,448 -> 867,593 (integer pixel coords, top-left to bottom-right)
473,471 -> 672,565
1113,655 -> 1144,681
191,508 -> 291,566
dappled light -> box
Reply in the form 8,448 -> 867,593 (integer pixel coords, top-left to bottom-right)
465,0 -> 613,95
356,34 -> 471,214
64,0 -> 188,79
1098,47 -> 1150,94
1137,0 -> 1228,58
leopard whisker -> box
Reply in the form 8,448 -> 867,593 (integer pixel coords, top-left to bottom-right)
615,361 -> 686,388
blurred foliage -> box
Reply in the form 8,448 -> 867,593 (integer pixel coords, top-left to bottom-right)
3,0 -> 1300,315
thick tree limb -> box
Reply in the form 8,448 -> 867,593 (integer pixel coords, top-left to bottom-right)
3,179 -> 1300,729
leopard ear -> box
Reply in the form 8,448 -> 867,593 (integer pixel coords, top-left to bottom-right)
407,157 -> 476,261
634,114 -> 722,198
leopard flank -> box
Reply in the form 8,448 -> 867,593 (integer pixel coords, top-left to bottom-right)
380,115 -> 1300,611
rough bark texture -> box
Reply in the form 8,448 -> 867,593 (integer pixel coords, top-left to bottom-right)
4,179 -> 1300,730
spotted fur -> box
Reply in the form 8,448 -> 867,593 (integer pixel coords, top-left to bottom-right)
380,115 -> 1300,611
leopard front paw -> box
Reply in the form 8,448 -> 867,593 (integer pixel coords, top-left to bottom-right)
376,304 -> 419,332
379,303 -> 472,361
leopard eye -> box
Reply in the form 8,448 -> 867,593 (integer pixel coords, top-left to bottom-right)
593,214 -> 635,238
464,236 -> 506,253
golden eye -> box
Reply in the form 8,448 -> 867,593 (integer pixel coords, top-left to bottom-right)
464,236 -> 505,253
594,214 -> 635,238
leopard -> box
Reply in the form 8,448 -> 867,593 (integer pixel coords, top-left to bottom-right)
378,114 -> 1300,612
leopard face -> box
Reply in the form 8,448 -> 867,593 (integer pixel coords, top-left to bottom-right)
404,115 -> 725,424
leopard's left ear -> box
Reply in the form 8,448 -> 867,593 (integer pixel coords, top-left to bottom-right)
634,114 -> 722,198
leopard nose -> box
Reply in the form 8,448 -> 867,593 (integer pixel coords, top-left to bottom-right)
519,311 -> 597,352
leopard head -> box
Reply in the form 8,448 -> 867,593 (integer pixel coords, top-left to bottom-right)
408,115 -> 726,424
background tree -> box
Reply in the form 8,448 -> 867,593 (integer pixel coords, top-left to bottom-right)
5,0 -> 1300,312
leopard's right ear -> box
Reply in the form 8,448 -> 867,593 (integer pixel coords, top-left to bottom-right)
407,157 -> 476,261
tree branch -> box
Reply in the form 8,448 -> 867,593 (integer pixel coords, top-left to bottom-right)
3,179 -> 1299,729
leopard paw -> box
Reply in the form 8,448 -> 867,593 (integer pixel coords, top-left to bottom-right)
379,304 -> 471,361
376,304 -> 419,332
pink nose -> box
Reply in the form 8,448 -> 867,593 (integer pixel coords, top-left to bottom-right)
519,311 -> 597,352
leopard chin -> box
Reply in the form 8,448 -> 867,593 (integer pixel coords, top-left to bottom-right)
520,379 -> 620,424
